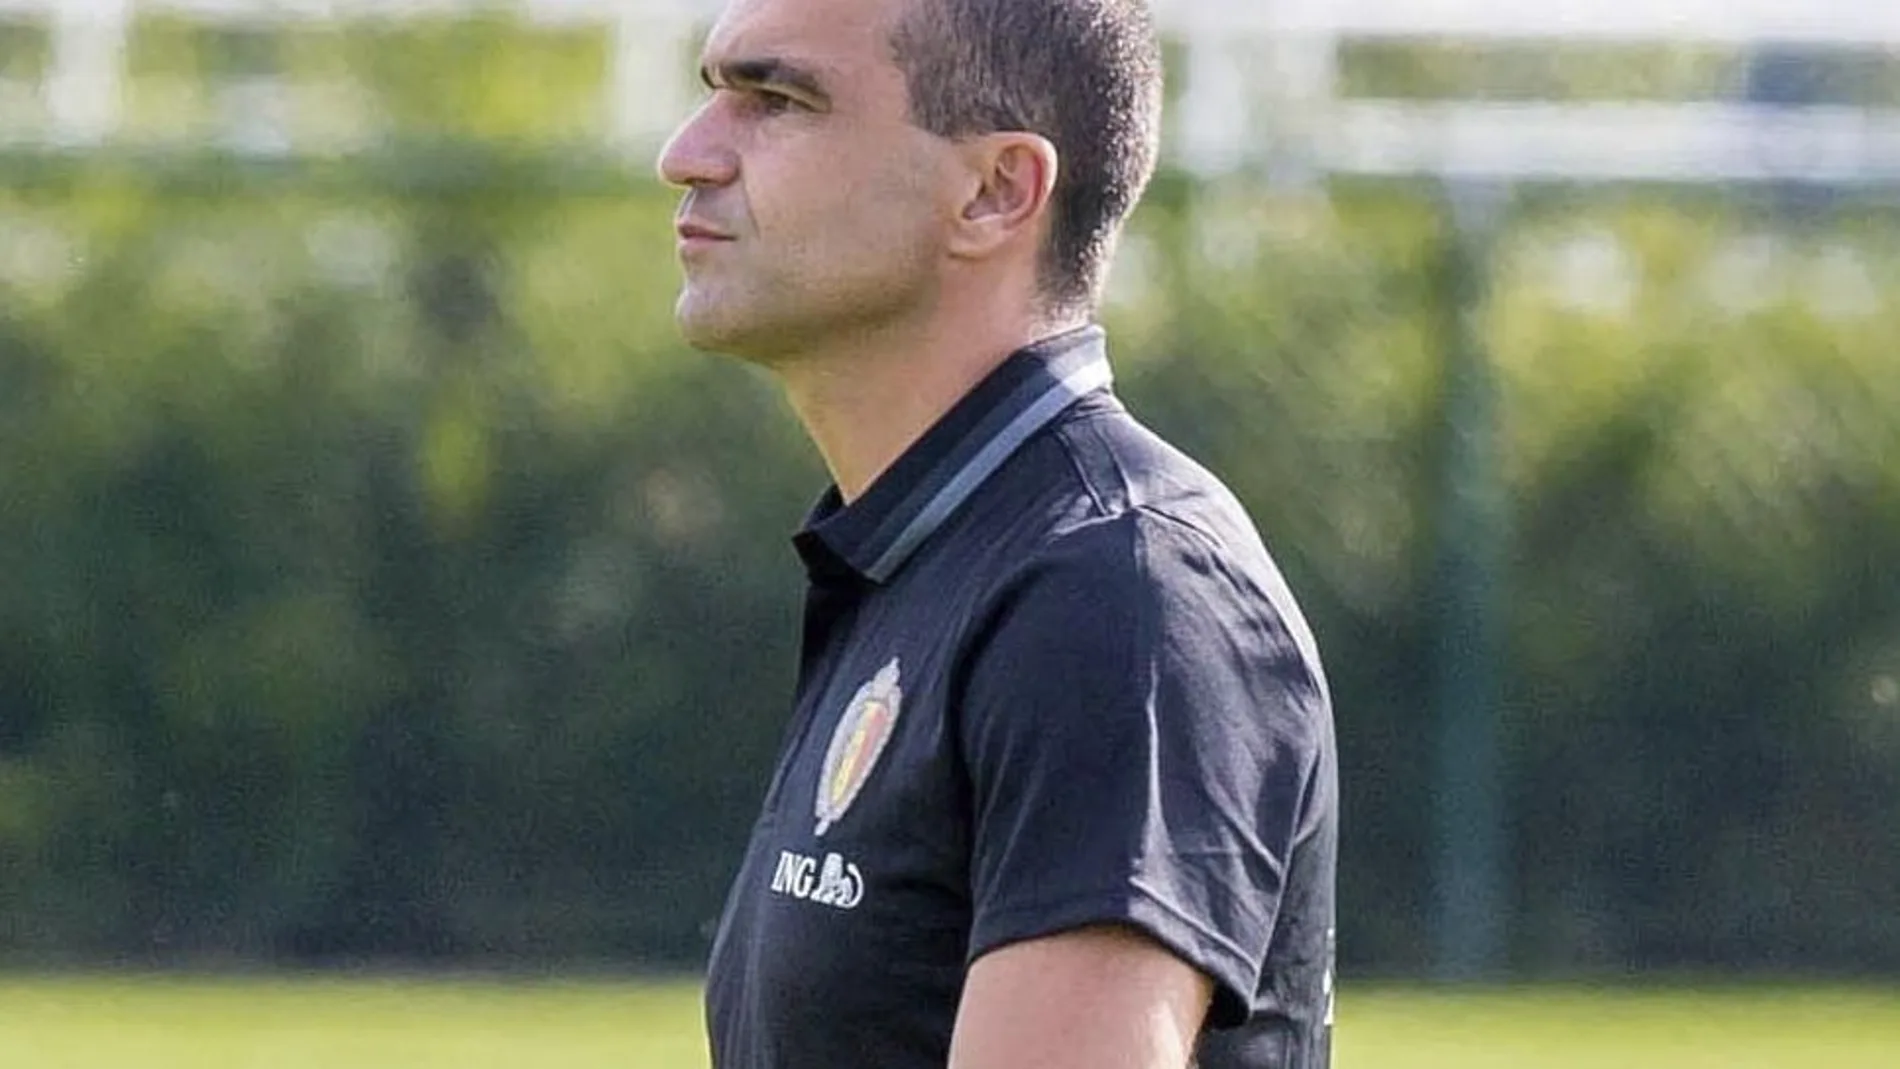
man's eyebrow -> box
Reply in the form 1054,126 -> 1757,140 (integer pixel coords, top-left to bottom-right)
700,57 -> 833,106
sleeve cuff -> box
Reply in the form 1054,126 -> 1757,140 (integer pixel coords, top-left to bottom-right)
966,880 -> 1261,1029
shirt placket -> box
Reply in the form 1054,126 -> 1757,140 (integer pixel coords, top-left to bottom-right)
762,577 -> 866,812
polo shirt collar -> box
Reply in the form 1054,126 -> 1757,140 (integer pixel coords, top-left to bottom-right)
794,325 -> 1114,585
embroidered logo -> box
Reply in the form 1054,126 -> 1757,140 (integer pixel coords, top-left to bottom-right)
769,850 -> 865,910
815,658 -> 902,837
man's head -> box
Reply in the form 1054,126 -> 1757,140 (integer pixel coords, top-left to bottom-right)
889,0 -> 1163,316
658,0 -> 1162,361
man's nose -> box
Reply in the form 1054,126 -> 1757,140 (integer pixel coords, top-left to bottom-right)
657,104 -> 738,189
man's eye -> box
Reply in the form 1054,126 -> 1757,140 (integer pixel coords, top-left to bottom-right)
755,92 -> 797,115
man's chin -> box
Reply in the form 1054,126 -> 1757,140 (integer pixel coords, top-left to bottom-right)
677,314 -> 756,360
675,293 -> 739,351
676,296 -> 791,363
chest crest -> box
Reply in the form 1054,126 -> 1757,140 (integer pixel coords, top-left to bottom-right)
814,657 -> 903,836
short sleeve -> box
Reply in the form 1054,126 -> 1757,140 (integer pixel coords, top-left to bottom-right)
955,511 -> 1328,1029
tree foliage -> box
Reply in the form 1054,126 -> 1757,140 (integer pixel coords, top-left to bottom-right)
0,14 -> 1896,977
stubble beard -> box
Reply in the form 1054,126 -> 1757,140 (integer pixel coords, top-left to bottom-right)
674,256 -> 938,368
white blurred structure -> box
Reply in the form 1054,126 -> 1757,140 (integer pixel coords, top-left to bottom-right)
4,0 -> 1898,175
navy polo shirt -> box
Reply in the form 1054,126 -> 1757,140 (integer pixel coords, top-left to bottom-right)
705,326 -> 1337,1069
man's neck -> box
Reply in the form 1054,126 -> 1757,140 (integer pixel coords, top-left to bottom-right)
775,314 -> 1081,503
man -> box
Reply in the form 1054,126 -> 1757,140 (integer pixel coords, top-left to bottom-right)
657,0 -> 1336,1066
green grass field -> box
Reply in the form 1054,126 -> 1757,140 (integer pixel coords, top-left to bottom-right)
1,975 -> 1896,1067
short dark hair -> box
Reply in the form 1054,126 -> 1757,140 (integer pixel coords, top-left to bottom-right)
890,0 -> 1164,316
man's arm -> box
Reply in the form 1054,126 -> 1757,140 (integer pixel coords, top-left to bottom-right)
947,924 -> 1213,1069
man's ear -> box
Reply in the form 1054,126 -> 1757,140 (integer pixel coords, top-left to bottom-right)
946,133 -> 1059,262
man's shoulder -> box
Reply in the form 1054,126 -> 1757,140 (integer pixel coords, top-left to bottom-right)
983,400 -> 1326,687
1024,400 -> 1277,578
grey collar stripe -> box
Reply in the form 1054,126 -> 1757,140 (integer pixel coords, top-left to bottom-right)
860,353 -> 1085,558
864,357 -> 1114,583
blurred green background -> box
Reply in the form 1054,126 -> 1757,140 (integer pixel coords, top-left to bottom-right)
1,1 -> 1898,1063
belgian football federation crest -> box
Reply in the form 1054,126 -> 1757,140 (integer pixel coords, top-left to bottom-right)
815,658 -> 902,837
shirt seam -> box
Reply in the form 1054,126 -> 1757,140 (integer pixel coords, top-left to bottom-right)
1050,407 -> 1121,518
1127,502 -> 1327,703
973,881 -> 1257,967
